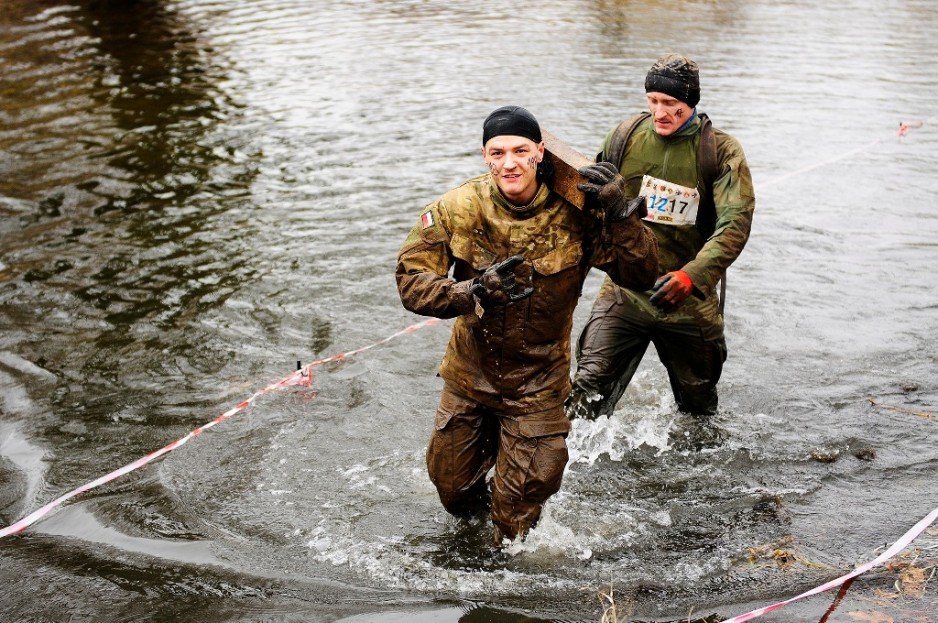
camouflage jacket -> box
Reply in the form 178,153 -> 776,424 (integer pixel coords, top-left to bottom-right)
601,113 -> 755,298
396,174 -> 658,414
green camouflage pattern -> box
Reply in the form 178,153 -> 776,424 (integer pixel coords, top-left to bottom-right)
600,113 -> 755,298
396,174 -> 658,412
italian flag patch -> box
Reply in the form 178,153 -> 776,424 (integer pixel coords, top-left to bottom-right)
420,211 -> 434,229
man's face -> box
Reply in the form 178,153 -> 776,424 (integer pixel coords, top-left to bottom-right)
646,92 -> 694,136
481,135 -> 544,205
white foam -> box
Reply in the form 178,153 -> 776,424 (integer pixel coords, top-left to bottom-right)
0,352 -> 57,382
304,515 -> 585,598
567,407 -> 674,466
501,504 -> 593,561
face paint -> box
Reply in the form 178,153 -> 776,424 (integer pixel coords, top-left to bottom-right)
482,136 -> 541,205
675,108 -> 684,118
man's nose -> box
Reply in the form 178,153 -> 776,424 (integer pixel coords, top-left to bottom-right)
502,154 -> 518,169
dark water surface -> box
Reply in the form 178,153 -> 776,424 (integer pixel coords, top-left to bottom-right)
1,1 -> 937,621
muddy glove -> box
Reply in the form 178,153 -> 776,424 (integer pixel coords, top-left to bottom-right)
648,270 -> 694,311
577,162 -> 647,222
470,255 -> 533,305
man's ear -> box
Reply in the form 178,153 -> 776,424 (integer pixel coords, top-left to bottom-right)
536,141 -> 545,162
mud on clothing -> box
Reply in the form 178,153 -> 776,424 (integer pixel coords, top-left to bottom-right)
569,112 -> 754,418
396,174 -> 658,538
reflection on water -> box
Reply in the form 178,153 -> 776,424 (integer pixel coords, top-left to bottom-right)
1,0 -> 937,622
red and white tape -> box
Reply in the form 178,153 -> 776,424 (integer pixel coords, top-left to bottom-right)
719,505 -> 938,622
0,318 -> 441,539
760,119 -> 926,190
2,316 -> 935,623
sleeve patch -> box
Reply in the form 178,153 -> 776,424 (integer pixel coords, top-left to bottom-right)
420,211 -> 435,229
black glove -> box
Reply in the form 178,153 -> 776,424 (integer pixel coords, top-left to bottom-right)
577,162 -> 647,221
470,255 -> 533,305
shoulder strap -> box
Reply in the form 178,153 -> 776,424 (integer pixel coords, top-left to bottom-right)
697,113 -> 718,187
695,113 -> 719,236
601,111 -> 651,166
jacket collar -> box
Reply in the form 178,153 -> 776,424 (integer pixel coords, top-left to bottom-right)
487,175 -> 551,217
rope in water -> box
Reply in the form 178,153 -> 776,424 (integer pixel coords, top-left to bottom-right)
2,118 -> 933,623
0,318 -> 440,538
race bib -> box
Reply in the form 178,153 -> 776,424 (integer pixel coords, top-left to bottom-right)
638,175 -> 700,226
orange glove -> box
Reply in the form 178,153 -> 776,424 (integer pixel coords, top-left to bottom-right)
649,270 -> 694,311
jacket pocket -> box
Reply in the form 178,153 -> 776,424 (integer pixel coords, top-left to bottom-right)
531,242 -> 583,276
524,242 -> 584,346
514,406 -> 571,438
450,234 -> 496,272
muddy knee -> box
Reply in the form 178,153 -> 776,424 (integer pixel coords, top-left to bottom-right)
491,428 -> 568,541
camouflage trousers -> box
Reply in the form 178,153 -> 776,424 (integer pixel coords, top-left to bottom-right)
568,280 -> 727,418
426,383 -> 570,543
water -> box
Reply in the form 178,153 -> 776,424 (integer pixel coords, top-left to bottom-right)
1,1 -> 937,621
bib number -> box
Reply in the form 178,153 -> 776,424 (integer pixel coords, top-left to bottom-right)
639,175 -> 700,226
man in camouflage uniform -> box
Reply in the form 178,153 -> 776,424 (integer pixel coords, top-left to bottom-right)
396,106 -> 658,543
567,54 -> 755,420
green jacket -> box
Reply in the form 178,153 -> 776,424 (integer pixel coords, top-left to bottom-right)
601,113 -> 755,298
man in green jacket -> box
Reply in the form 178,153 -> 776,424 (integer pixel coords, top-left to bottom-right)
566,54 -> 755,420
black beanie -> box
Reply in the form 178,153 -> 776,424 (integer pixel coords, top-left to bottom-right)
644,54 -> 700,108
482,105 -> 542,145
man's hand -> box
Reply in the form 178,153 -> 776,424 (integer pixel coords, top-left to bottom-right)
470,255 -> 533,305
577,162 -> 646,221
649,271 -> 694,311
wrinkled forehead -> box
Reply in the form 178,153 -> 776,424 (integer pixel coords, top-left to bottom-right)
483,135 -> 539,152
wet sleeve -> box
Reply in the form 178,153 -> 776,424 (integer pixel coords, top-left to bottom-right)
585,122 -> 659,290
395,202 -> 475,319
681,136 -> 755,297
589,214 -> 660,292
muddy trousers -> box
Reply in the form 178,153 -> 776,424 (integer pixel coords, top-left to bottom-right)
426,384 -> 570,542
567,282 -> 727,419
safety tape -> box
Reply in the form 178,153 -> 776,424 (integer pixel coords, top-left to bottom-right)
760,119 -> 927,190
719,117 -> 934,619
2,120 -> 933,621
719,506 -> 938,622
0,317 -> 441,539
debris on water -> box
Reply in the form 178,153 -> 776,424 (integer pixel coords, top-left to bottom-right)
867,397 -> 937,420
854,446 -> 877,461
751,494 -> 785,521
900,383 -> 919,393
744,535 -> 816,571
811,447 -> 841,463
596,582 -> 634,623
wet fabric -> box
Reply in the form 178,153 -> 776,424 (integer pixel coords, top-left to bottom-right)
568,279 -> 726,418
397,174 -> 658,413
600,113 -> 755,297
482,105 -> 541,145
397,174 -> 658,538
570,113 -> 753,418
426,383 -> 569,541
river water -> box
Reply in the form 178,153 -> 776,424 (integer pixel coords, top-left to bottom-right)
1,1 -> 936,621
